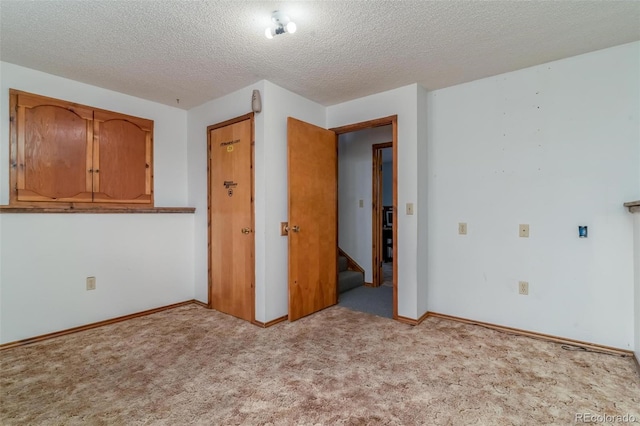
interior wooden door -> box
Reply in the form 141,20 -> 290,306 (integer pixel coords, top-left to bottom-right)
287,117 -> 338,321
209,117 -> 254,322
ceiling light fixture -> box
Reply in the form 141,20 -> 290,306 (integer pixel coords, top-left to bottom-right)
265,10 -> 296,39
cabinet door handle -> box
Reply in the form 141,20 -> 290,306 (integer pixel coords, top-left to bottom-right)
241,228 -> 252,234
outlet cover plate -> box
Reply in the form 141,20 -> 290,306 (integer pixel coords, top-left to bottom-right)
519,281 -> 529,295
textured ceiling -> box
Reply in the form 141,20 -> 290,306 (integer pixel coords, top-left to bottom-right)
1,1 -> 639,110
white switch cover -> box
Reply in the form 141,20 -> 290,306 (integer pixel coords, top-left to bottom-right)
406,203 -> 414,215
519,224 -> 530,238
86,276 -> 96,291
359,199 -> 364,208
458,223 -> 467,235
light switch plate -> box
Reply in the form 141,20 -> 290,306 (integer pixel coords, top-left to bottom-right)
86,276 -> 96,291
458,223 -> 467,235
359,199 -> 364,208
406,203 -> 414,215
519,224 -> 530,238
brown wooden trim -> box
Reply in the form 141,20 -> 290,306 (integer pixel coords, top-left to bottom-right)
192,300 -> 209,308
0,206 -> 195,214
206,112 -> 254,132
372,148 -> 380,287
250,116 -> 256,324
426,312 -> 634,357
0,300 -> 202,350
252,315 -> 288,328
371,142 -> 393,288
633,354 -> 640,378
330,115 -> 398,135
338,247 -> 365,274
391,118 -> 398,320
9,91 -> 18,206
363,282 -> 374,287
396,310 -> 429,326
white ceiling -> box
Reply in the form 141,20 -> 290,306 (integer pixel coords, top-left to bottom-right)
1,1 -> 638,110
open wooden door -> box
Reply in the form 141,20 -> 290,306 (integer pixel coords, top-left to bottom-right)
287,117 -> 338,321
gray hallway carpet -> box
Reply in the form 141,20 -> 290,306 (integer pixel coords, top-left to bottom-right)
338,285 -> 393,318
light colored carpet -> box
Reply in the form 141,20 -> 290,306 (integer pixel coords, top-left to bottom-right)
1,304 -> 638,425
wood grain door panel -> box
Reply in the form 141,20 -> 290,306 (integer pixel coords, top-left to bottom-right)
93,111 -> 152,204
17,103 -> 93,202
209,118 -> 254,322
287,117 -> 338,321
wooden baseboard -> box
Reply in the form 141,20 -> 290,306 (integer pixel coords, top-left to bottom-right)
0,300 -> 202,350
396,310 -> 429,326
252,315 -> 288,328
426,312 -> 634,358
192,299 -> 209,308
633,353 -> 640,377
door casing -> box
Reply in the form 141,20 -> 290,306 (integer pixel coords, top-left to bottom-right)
372,142 -> 393,288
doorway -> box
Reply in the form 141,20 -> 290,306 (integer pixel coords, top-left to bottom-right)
286,115 -> 398,321
207,113 -> 255,322
333,117 -> 398,319
372,143 -> 393,289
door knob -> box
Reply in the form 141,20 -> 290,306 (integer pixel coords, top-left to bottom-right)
291,225 -> 300,233
241,227 -> 252,234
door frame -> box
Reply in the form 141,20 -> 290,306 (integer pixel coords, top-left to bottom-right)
206,112 -> 255,322
330,115 -> 398,319
372,142 -> 393,288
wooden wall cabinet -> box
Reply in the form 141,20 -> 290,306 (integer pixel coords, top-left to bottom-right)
9,89 -> 153,208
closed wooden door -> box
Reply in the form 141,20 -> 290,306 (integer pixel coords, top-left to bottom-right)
287,117 -> 338,321
209,117 -> 254,322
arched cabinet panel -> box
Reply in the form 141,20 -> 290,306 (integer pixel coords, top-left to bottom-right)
9,90 -> 153,207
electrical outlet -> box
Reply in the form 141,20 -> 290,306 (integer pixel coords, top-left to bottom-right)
458,222 -> 467,235
86,276 -> 96,291
406,203 -> 414,215
518,281 -> 528,295
519,224 -> 530,238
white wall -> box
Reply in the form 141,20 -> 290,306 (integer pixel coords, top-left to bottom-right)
0,63 -> 194,344
416,85 -> 430,317
186,80 -> 325,323
261,81 -> 326,321
328,84 -> 424,320
634,214 -> 640,360
187,82 -> 265,309
338,126 -> 392,282
425,42 -> 639,349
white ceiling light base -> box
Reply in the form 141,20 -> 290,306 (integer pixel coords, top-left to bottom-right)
265,10 -> 296,39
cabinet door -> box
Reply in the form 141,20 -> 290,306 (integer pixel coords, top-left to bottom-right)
15,93 -> 93,202
92,111 -> 153,204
